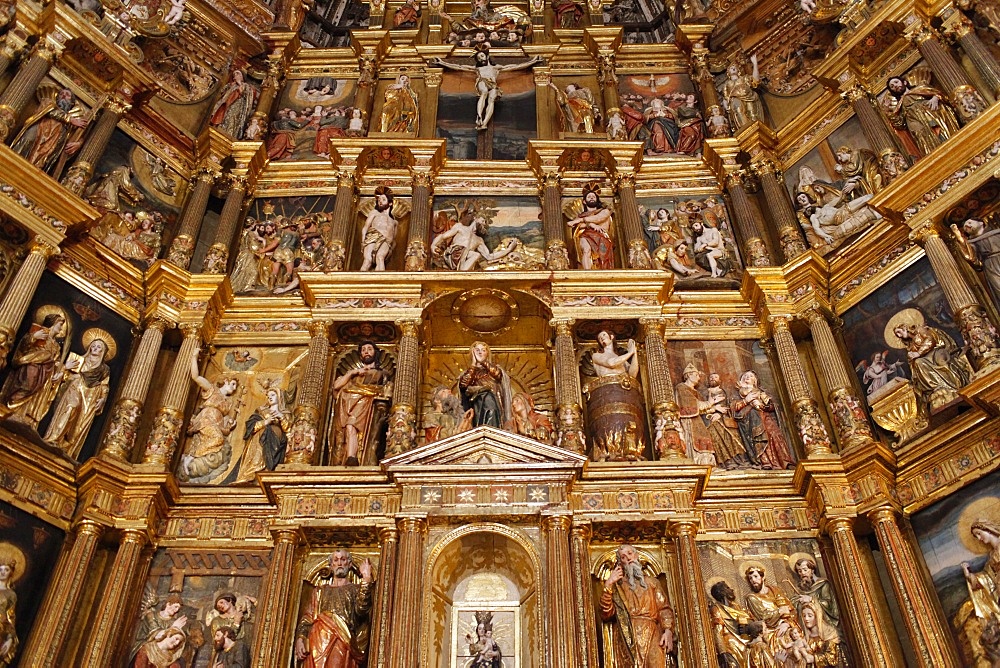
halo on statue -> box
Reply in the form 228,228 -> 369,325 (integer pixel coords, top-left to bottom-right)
957,496 -> 1000,554
739,559 -> 767,578
34,304 -> 70,327
705,575 -> 728,594
883,308 -> 925,349
82,327 -> 117,361
357,195 -> 412,220
786,552 -> 817,575
0,541 -> 27,584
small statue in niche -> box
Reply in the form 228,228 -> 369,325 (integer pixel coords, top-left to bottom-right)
552,0 -> 584,27
0,306 -> 70,429
380,74 -> 419,134
393,0 -> 421,26
225,378 -> 294,484
886,308 -> 972,413
360,186 -> 399,271
432,47 -> 543,130
718,55 -> 762,131
881,70 -> 961,157
176,352 -> 240,483
209,69 -> 258,140
582,330 -> 647,461
705,104 -> 730,138
605,107 -> 628,140
331,341 -> 394,466
952,217 -> 1000,309
459,341 -> 512,429
12,85 -> 89,177
565,182 -> 614,269
549,82 -> 601,133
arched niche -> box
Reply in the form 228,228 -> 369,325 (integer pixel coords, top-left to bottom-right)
422,523 -> 541,668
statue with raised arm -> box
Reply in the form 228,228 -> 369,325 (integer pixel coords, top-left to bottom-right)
432,46 -> 542,129
583,331 -> 647,461
719,55 -> 762,131
177,352 -> 239,482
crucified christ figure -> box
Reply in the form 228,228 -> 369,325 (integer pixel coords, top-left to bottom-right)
432,49 -> 542,129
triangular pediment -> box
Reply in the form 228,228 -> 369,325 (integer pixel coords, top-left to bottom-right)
382,426 -> 588,468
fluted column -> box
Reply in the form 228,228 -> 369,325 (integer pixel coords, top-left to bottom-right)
912,23 -> 987,121
80,529 -> 149,667
385,319 -> 421,457
100,317 -> 169,461
388,516 -> 426,668
541,172 -> 570,270
754,160 -> 808,262
771,316 -> 833,457
203,174 -> 249,273
62,96 -> 130,194
354,52 -> 379,130
826,516 -> 898,667
950,14 -> 1000,96
0,40 -> 59,141
640,318 -> 685,460
671,521 -> 718,668
543,514 -> 576,668
692,49 -> 727,135
869,507 -> 961,668
287,320 -> 330,464
251,528 -> 301,668
841,85 -> 908,182
912,221 -> 1000,372
550,318 -> 585,453
597,51 -> 620,113
725,171 -> 772,267
246,58 -> 284,140
0,239 -> 58,370
324,170 -> 355,271
19,520 -> 105,668
167,168 -> 216,269
614,173 -> 652,268
570,523 -> 599,668
405,171 -> 432,271
370,527 -> 399,668
141,323 -> 201,467
805,308 -> 874,450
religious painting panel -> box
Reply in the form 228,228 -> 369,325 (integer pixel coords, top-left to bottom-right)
430,195 -> 545,271
840,258 -> 969,418
616,72 -> 703,157
0,500 -> 65,668
232,195 -> 337,295
268,78 -> 361,161
87,129 -> 186,268
560,181 -> 618,269
0,272 -> 133,463
300,0 -> 371,47
637,193 -> 742,287
666,339 -> 796,470
698,538 -> 851,667
783,116 -> 884,256
126,548 -> 268,668
174,345 -> 308,484
9,76 -> 92,183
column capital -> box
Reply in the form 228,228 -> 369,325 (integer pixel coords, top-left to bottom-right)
840,83 -> 872,103
395,318 -> 422,337
308,319 -> 332,338
908,219 -> 941,244
33,38 -> 63,62
725,169 -> 752,189
539,170 -> 562,190
549,318 -> 575,337
612,171 -> 636,191
28,239 -> 60,259
770,314 -> 791,332
142,316 -> 171,333
638,317 -> 664,338
749,157 -> 779,177
907,20 -> 938,45
193,165 -> 220,184
543,513 -> 573,532
533,69 -> 552,87
396,515 -> 428,533
271,527 -> 302,545
597,51 -> 618,86
106,94 -> 132,115
424,69 -> 443,87
824,515 -> 855,534
378,526 -> 400,542
227,173 -> 250,192
410,169 -> 433,189
73,518 -> 108,537
803,305 -> 829,326
358,53 -> 379,87
868,505 -> 901,523
119,527 -> 149,545
670,519 -> 700,537
179,322 -> 202,338
570,522 -> 592,541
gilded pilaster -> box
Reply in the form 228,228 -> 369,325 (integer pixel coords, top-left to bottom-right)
101,317 -> 169,461
725,171 -> 772,267
868,507 -> 961,668
543,514 -> 576,668
541,172 -> 570,270
911,23 -> 987,121
640,318 -> 685,460
550,318 -> 585,453
0,240 -> 58,371
0,40 -> 59,141
371,527 -> 399,668
142,323 -> 201,466
355,51 -> 379,128
692,49 -> 725,133
388,516 -> 426,668
385,319 -> 421,456
203,174 -> 249,274
570,523 -> 599,668
614,172 -> 653,269
753,160 -> 808,262
670,521 -> 718,668
62,95 -> 130,195
771,316 -> 833,457
419,71 -> 442,138
326,169 -> 356,271
167,168 -> 216,269
405,171 -> 432,271
251,528 -> 302,668
841,85 -> 908,182
287,320 -> 330,464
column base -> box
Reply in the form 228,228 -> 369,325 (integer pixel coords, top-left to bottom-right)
0,324 -> 13,372
792,398 -> 835,456
404,240 -> 426,272
61,161 -> 94,195
956,304 -> 1000,375
142,407 -> 184,467
100,398 -> 143,461
778,227 -> 809,262
744,237 -> 772,267
0,104 -> 15,142
952,84 -> 988,122
166,235 -> 195,269
827,387 -> 876,449
555,403 -> 586,454
878,149 -> 909,182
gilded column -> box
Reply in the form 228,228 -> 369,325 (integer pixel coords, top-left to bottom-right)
287,320 -> 330,464
80,529 -> 150,667
869,507 -> 961,667
550,318 -> 585,453
912,23 -> 987,121
570,523 -> 599,668
753,160 -> 808,262
388,516 -> 426,668
841,85 -> 908,182
325,169 -> 355,271
541,172 -> 570,270
251,528 -> 301,668
615,173 -> 653,269
142,323 -> 201,467
725,171 -> 772,267
912,221 -> 1000,372
19,520 -> 105,668
100,317 -> 169,461
692,49 -> 726,134
405,171 -> 432,271
535,69 -> 554,140
0,40 -> 59,141
370,526 -> 399,668
355,51 -> 379,130
671,521 -> 718,668
949,13 -> 1000,96
0,239 -> 58,370
826,516 -> 897,667
62,95 -> 130,194
203,174 -> 249,273
543,514 -> 577,668
385,319 -> 421,456
597,51 -> 620,114
246,58 -> 284,140
804,308 -> 874,450
640,318 -> 685,460
419,70 -> 442,138
771,316 -> 833,457
167,168 -> 216,269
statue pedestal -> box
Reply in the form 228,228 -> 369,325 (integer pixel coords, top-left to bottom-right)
869,378 -> 927,446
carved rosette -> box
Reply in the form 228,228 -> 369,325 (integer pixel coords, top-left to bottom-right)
404,240 -> 427,272
652,401 -> 685,460
385,403 -> 417,457
827,387 -> 874,449
166,234 -> 195,267
102,398 -> 143,461
142,407 -> 184,465
791,398 -> 833,456
287,404 -> 319,464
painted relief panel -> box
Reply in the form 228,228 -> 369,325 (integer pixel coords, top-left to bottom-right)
637,194 -> 742,287
267,78 -> 361,161
666,339 -> 796,470
841,258 -> 970,416
698,538 -> 850,666
430,196 -> 545,271
616,72 -> 703,157
911,468 -> 1000,667
0,272 -> 133,463
784,117 -> 883,255
0,501 -> 65,668
944,181 -> 1000,313
231,196 -> 337,295
126,548 -> 268,667
87,130 -> 186,268
10,77 -> 91,182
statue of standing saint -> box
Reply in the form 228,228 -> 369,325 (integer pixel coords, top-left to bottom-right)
582,330 -> 647,461
379,74 -> 419,134
459,341 -> 512,428
359,186 -> 398,271
331,341 -> 394,466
